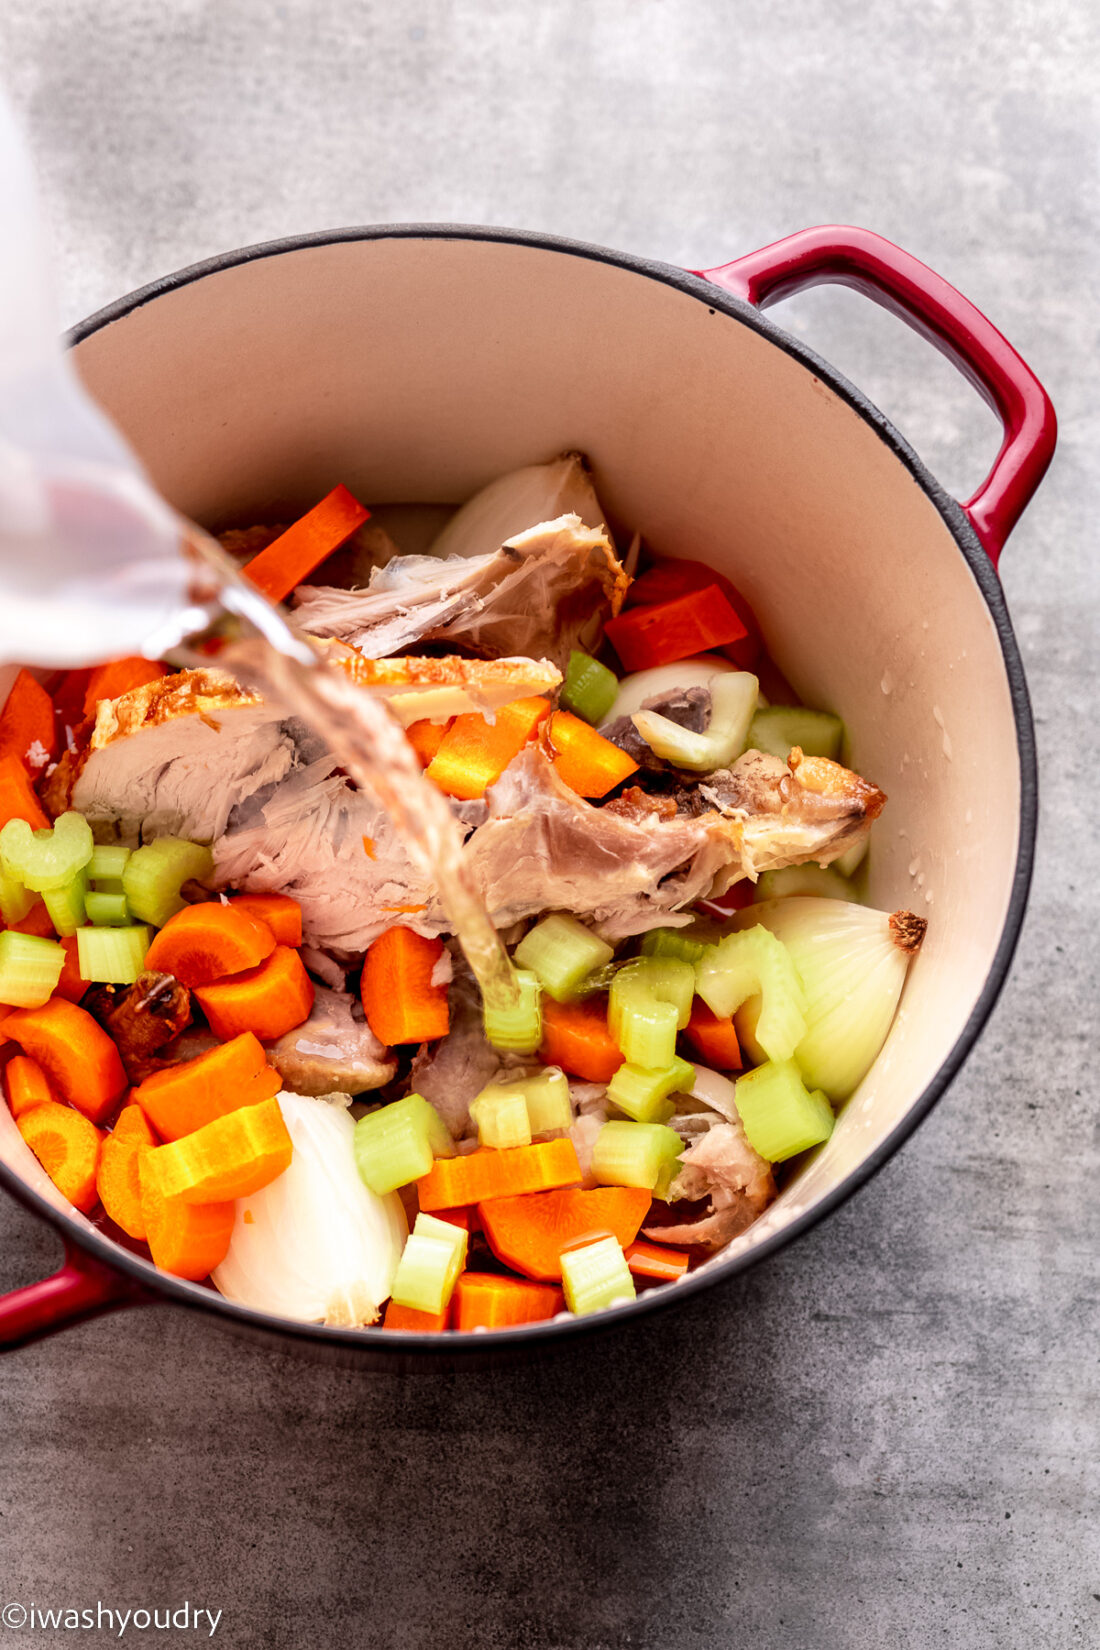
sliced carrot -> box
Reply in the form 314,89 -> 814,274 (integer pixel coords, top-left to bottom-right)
434,1204 -> 481,1234
383,1299 -> 450,1332
194,945 -> 314,1041
139,1165 -> 234,1279
144,902 -> 276,989
539,995 -> 624,1084
0,1005 -> 15,1044
4,999 -> 126,1124
624,556 -> 761,668
453,1271 -> 564,1331
0,670 -> 56,774
242,484 -> 370,604
425,697 -> 551,800
417,1138 -> 581,1213
3,1054 -> 57,1119
132,1031 -> 282,1140
83,657 -> 168,717
682,999 -> 743,1070
96,1131 -> 149,1239
547,710 -> 639,798
52,935 -> 87,1004
624,1239 -> 690,1282
361,836 -> 376,860
17,1101 -> 104,1214
479,1186 -> 652,1281
46,668 -> 93,736
406,719 -> 453,767
112,1102 -> 158,1146
142,1095 -> 292,1204
0,754 -> 49,831
604,585 -> 750,673
227,893 -> 303,948
361,927 -> 448,1046
8,901 -> 56,938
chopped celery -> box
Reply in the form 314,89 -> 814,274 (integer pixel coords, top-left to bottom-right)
89,844 -> 132,884
608,957 -> 694,1067
632,671 -> 758,772
592,1120 -> 683,1192
390,1212 -> 467,1315
734,1058 -> 835,1162
522,1067 -> 574,1135
470,1082 -> 532,1150
606,1055 -> 695,1123
695,927 -> 806,1061
514,913 -> 614,1003
834,833 -> 870,879
483,968 -> 542,1054
122,837 -> 214,927
75,924 -> 151,984
561,650 -> 619,725
561,1235 -> 636,1315
85,889 -> 132,927
0,930 -> 65,1007
640,927 -> 712,966
0,869 -> 35,926
42,870 -> 87,937
354,1093 -> 454,1195
0,810 -> 93,892
756,865 -> 855,902
748,705 -> 844,762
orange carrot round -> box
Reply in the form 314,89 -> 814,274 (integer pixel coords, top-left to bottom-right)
3,1053 -> 57,1119
139,1170 -> 234,1280
142,1096 -> 293,1204
479,1186 -> 651,1280
361,926 -> 448,1046
4,999 -> 126,1124
227,893 -> 303,948
17,1100 -> 104,1213
112,1102 -> 158,1145
96,1133 -> 149,1239
193,945 -> 314,1041
539,995 -> 624,1084
132,1031 -> 282,1140
144,902 -> 276,988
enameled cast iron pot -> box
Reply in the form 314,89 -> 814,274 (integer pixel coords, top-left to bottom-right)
0,225 -> 1055,1362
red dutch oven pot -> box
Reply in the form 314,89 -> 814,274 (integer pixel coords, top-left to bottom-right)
0,225 -> 1055,1361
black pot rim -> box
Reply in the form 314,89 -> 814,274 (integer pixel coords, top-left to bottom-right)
3,222 -> 1037,1356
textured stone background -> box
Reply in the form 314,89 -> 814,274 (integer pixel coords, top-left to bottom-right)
0,3 -> 1096,1646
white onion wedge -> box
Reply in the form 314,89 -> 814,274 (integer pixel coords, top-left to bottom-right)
430,453 -> 609,560
734,897 -> 926,1099
632,671 -> 759,772
598,656 -> 738,731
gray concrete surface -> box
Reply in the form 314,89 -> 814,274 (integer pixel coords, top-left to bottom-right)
0,2 -> 1097,1645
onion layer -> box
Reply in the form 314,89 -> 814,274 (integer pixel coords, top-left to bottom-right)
430,454 -> 608,560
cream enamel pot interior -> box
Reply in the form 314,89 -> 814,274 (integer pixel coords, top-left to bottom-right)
0,225 -> 1054,1360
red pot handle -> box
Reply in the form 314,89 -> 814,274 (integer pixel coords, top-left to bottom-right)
0,1238 -> 149,1350
696,225 -> 1056,567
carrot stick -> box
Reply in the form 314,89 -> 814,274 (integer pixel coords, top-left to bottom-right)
144,902 -> 276,988
17,1100 -> 104,1213
383,1299 -> 450,1332
52,935 -> 87,1004
546,710 -> 639,798
624,1239 -> 690,1282
242,485 -> 370,603
624,557 -> 761,668
539,995 -> 624,1084
683,1000 -> 743,1070
142,1095 -> 293,1204
227,893 -> 302,948
0,754 -> 49,831
479,1186 -> 651,1281
425,697 -> 551,800
4,999 -> 126,1123
0,670 -> 56,774
360,927 -> 449,1046
83,657 -> 168,717
193,944 -> 314,1041
604,585 -> 750,673
453,1271 -> 564,1331
417,1138 -> 581,1213
132,1031 -> 282,1140
3,1053 -> 57,1119
139,1167 -> 234,1279
406,719 -> 453,767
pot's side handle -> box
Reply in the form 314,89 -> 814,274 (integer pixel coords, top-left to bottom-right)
696,226 -> 1056,567
0,1240 -> 149,1350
